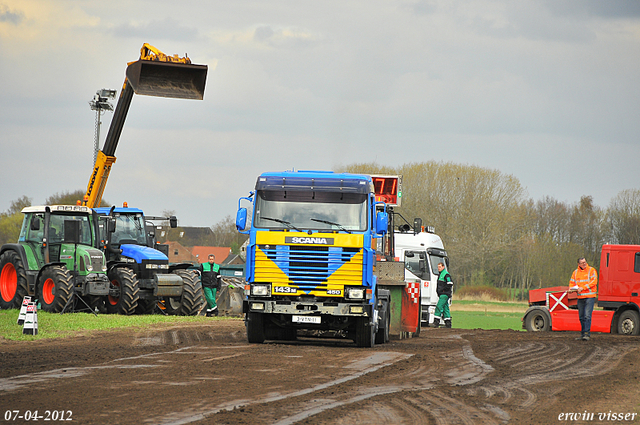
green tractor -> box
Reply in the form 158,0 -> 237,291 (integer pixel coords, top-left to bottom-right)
0,205 -> 110,313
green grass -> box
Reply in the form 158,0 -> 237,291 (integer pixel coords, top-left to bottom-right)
450,310 -> 524,331
0,309 -> 220,341
1,299 -> 527,341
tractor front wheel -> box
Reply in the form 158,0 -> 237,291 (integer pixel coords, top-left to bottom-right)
38,266 -> 73,313
173,270 -> 204,316
0,250 -> 29,309
106,268 -> 139,315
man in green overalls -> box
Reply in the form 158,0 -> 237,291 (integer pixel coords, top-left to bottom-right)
433,262 -> 453,328
200,254 -> 221,317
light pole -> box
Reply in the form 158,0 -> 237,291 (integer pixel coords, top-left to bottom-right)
89,89 -> 117,165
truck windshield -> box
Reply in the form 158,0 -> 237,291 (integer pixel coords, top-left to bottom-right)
254,190 -> 368,232
112,213 -> 146,244
429,254 -> 448,275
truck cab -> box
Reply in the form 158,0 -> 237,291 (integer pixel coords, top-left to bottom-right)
237,170 -> 391,347
394,229 -> 448,327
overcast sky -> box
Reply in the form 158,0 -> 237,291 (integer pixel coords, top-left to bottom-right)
1,0 -> 639,227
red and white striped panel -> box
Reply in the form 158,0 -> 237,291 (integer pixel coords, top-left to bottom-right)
406,281 -> 420,304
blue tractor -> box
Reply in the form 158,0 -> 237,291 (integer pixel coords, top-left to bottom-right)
94,205 -> 203,315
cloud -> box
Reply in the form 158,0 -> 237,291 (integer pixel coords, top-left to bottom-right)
0,3 -> 23,24
110,17 -> 199,42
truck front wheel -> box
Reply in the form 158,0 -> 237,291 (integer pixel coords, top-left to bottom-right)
38,266 -> 73,313
0,250 -> 28,309
524,308 -> 551,332
617,310 -> 640,336
355,316 -> 375,348
246,312 -> 266,343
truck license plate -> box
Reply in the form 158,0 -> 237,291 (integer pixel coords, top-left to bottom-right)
292,315 -> 321,324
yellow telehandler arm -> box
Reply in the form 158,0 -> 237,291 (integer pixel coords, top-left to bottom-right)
83,44 -> 207,208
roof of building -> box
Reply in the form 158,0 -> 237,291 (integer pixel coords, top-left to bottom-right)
190,246 -> 231,263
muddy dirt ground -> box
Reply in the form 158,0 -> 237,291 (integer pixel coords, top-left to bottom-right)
1,319 -> 639,425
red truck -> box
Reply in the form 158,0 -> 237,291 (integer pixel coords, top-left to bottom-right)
522,244 -> 640,336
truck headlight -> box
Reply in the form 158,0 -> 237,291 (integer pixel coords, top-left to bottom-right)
346,287 -> 365,300
251,284 -> 271,296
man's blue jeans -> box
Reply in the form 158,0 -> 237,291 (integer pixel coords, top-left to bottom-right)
577,297 -> 596,337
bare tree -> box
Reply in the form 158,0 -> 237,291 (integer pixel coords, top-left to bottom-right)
607,189 -> 640,244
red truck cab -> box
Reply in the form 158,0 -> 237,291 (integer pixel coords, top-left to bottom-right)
523,244 -> 640,336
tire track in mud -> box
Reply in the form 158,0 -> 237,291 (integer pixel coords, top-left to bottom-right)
458,334 -> 639,415
204,334 -> 509,425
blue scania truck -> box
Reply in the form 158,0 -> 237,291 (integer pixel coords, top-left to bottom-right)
236,170 -> 391,347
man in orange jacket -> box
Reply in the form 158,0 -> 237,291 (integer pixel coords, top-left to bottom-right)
568,257 -> 598,341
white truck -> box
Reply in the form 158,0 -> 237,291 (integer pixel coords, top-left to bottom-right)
371,174 -> 450,328
394,227 -> 449,327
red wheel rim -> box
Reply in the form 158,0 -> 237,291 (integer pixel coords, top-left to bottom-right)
108,280 -> 120,305
0,263 -> 17,302
42,278 -> 56,304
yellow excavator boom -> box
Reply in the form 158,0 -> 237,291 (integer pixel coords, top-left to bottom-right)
83,44 -> 207,208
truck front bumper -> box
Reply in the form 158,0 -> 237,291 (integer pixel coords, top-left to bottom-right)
244,299 -> 372,317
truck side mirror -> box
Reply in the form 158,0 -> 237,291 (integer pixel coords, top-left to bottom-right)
30,218 -> 40,231
236,208 -> 247,231
376,211 -> 388,236
169,216 -> 178,228
107,219 -> 116,233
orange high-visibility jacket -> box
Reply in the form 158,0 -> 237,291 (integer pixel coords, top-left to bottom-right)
570,266 -> 598,299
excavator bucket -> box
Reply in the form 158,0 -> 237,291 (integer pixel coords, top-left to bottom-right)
126,60 -> 207,100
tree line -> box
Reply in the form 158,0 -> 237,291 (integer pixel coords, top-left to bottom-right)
338,161 -> 640,299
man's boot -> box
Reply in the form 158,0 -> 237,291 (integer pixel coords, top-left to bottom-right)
433,318 -> 441,328
444,318 -> 452,328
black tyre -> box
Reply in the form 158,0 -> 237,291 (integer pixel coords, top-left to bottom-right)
174,270 -> 204,316
83,295 -> 106,314
163,296 -> 182,315
414,303 -> 422,337
38,266 -> 73,313
617,310 -> 640,336
135,299 -> 156,315
524,308 -> 551,332
375,306 -> 390,344
246,312 -> 266,343
0,250 -> 29,309
355,316 -> 375,348
106,268 -> 139,315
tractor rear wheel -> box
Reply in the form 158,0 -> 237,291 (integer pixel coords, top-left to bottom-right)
38,266 -> 73,313
0,250 -> 29,309
106,268 -> 139,315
